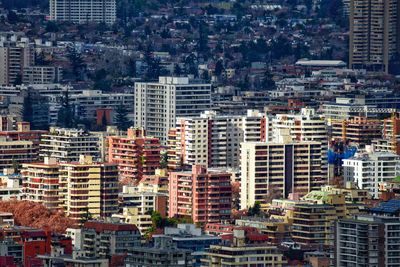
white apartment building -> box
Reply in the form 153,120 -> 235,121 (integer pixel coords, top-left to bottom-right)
135,77 -> 211,144
343,151 -> 400,198
39,127 -> 101,162
172,109 -> 271,169
240,129 -> 325,209
272,108 -> 328,178
49,0 -> 116,24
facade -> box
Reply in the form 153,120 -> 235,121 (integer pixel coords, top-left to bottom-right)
59,156 -> 119,224
126,236 -> 193,267
108,128 -> 161,183
292,204 -> 337,251
22,66 -> 62,84
0,122 -> 47,158
134,77 -> 211,144
170,109 -> 271,169
272,108 -> 328,177
343,151 -> 400,198
0,39 -> 34,85
169,165 -> 232,224
49,0 -> 117,24
78,221 -> 141,259
113,185 -> 168,233
240,130 -> 325,209
200,230 -> 285,267
334,215 -> 400,267
323,97 -> 395,121
71,90 -> 134,122
22,157 -> 61,210
331,116 -> 382,147
0,138 -> 36,170
349,0 -> 400,73
39,127 -> 101,162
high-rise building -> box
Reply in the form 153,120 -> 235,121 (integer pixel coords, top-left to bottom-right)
240,129 -> 325,209
331,116 -> 382,147
334,215 -> 400,267
169,110 -> 271,169
349,0 -> 400,73
49,0 -> 117,24
108,128 -> 161,184
0,39 -> 34,85
39,127 -> 101,162
169,165 -> 232,224
59,156 -> 119,224
272,108 -> 328,178
343,151 -> 400,198
134,77 -> 211,144
22,157 -> 61,210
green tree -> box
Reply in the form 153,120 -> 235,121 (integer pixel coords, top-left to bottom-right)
114,104 -> 131,131
247,201 -> 262,216
160,151 -> 168,168
22,90 -> 33,124
67,47 -> 86,80
214,59 -> 224,77
57,90 -> 76,128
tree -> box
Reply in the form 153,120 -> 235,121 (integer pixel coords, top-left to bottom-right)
214,59 -> 224,77
0,200 -> 74,234
173,64 -> 182,76
160,151 -> 168,169
57,90 -> 75,128
247,201 -> 262,216
114,104 -> 131,131
67,47 -> 86,80
22,90 -> 33,125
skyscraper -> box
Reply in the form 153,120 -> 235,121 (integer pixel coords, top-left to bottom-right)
349,0 -> 399,73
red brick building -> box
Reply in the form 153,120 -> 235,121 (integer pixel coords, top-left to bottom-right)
108,128 -> 161,184
169,165 -> 232,224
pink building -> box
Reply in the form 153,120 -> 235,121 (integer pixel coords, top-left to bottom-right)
169,165 -> 232,224
108,128 -> 161,184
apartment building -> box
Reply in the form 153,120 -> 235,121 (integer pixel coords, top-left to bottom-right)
22,157 -> 61,210
0,122 -> 47,157
349,0 -> 400,73
343,151 -> 400,198
373,114 -> 400,154
126,236 -> 193,267
39,127 -> 101,162
59,156 -> 119,224
113,185 -> 168,233
240,129 -> 325,209
170,109 -> 271,169
108,128 -> 161,184
0,138 -> 36,170
169,165 -> 232,224
71,90 -> 134,122
331,116 -> 382,147
49,0 -> 117,24
291,203 -> 337,251
0,115 -> 17,131
334,215 -> 400,267
134,77 -> 211,144
272,108 -> 328,177
0,39 -> 34,85
22,66 -> 62,84
323,97 -> 395,121
200,230 -> 285,267
72,221 -> 141,259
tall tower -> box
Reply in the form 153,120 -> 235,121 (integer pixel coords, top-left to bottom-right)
349,0 -> 399,73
